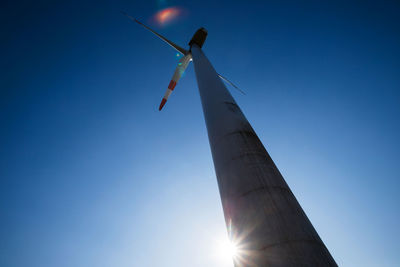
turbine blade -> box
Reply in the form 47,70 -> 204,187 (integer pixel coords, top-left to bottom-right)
218,74 -> 246,95
159,98 -> 167,111
159,54 -> 192,110
121,11 -> 188,56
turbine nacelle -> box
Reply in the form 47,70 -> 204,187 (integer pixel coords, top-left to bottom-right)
189,28 -> 208,49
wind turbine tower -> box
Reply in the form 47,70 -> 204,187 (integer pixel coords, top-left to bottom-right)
124,14 -> 337,266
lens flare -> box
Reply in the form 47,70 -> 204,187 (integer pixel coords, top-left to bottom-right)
215,237 -> 239,265
154,7 -> 180,25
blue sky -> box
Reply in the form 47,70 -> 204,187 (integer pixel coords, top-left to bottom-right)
2,0 -> 400,266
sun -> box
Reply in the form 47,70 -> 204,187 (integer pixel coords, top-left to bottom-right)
216,237 -> 238,263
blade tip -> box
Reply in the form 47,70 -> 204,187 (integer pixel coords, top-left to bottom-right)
159,99 -> 167,111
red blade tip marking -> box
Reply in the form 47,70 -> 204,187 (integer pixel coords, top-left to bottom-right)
159,98 -> 167,111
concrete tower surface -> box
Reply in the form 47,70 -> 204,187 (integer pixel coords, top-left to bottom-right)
191,44 -> 337,266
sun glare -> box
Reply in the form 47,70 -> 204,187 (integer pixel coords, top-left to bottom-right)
216,237 -> 238,264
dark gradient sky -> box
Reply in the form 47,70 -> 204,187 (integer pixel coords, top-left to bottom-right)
2,1 -> 400,266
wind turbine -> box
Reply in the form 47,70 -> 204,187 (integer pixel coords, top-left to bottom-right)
123,13 -> 337,266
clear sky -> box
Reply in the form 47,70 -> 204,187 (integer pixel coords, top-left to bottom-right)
2,0 -> 400,266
